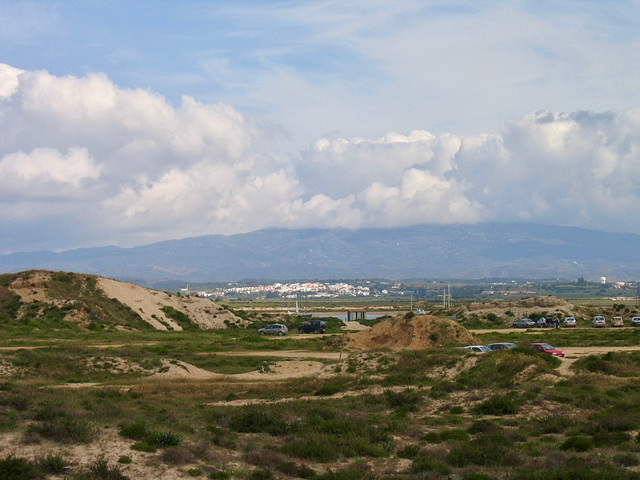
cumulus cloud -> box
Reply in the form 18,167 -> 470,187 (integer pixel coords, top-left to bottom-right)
1,64 -> 640,252
0,147 -> 101,197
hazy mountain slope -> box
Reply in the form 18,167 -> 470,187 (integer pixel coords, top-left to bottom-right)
1,223 -> 639,282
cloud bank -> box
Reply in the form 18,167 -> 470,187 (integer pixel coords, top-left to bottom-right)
1,64 -> 639,252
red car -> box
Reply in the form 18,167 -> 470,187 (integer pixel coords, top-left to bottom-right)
526,343 -> 565,357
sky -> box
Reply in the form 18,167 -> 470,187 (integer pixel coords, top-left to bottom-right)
1,0 -> 640,253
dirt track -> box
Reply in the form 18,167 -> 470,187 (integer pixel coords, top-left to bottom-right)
558,346 -> 640,375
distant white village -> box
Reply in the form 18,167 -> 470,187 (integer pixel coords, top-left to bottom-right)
181,281 -> 399,299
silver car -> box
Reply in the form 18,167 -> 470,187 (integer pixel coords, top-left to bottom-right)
258,324 -> 287,336
562,317 -> 577,327
631,316 -> 640,327
460,345 -> 492,353
513,318 -> 536,328
592,316 -> 606,328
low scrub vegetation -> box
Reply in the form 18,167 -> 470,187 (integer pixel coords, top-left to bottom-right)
2,279 -> 640,479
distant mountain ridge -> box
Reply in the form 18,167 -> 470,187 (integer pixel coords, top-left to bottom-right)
1,223 -> 639,283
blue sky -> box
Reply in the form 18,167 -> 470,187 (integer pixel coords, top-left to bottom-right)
1,1 -> 640,252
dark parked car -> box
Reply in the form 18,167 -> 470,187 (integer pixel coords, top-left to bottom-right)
513,318 -> 535,328
298,320 -> 327,334
631,316 -> 640,327
488,342 -> 519,351
258,324 -> 287,336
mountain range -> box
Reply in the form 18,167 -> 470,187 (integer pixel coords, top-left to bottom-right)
1,223 -> 639,284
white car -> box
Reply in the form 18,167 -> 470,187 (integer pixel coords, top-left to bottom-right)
562,317 -> 577,327
611,316 -> 624,327
592,315 -> 606,328
459,345 -> 492,353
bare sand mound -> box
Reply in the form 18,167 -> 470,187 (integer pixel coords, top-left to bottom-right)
344,314 -> 477,350
150,359 -> 333,381
97,277 -> 246,331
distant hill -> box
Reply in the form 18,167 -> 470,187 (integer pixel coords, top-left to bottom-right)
1,223 -> 639,283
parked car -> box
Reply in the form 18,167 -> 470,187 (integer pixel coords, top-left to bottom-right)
526,343 -> 565,357
592,315 -> 606,328
631,316 -> 640,327
611,316 -> 624,327
535,318 -> 550,328
298,320 -> 327,334
513,318 -> 536,328
488,342 -> 519,351
459,345 -> 492,353
562,317 -> 577,327
258,324 -> 287,336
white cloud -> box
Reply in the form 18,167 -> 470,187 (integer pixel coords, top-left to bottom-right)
1,64 -> 640,252
0,147 -> 101,197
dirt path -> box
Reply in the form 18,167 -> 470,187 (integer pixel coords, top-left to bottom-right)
207,385 -> 414,407
557,346 -> 640,375
206,350 -> 344,359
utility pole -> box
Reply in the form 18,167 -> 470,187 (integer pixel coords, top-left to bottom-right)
440,284 -> 452,310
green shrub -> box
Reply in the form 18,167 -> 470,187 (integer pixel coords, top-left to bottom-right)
593,410 -> 640,432
84,456 -> 128,480
411,454 -> 451,475
533,414 -> 574,434
592,430 -> 631,447
613,453 -> 639,467
37,452 -> 66,474
228,408 -> 289,436
276,461 -> 316,479
472,394 -> 518,415
145,430 -> 183,448
0,456 -> 43,480
512,463 -> 630,480
30,413 -> 95,444
397,444 -> 421,459
467,420 -> 501,435
383,388 -> 423,412
423,429 -> 469,444
130,441 -> 157,453
118,420 -> 150,440
314,465 -> 379,480
249,468 -> 274,480
446,434 -> 518,467
560,436 -> 594,452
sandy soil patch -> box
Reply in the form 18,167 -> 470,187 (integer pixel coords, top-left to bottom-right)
149,358 -> 337,381
208,350 -> 344,359
8,271 -> 54,303
97,277 -> 245,331
210,385 -> 417,407
0,428 -> 190,480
